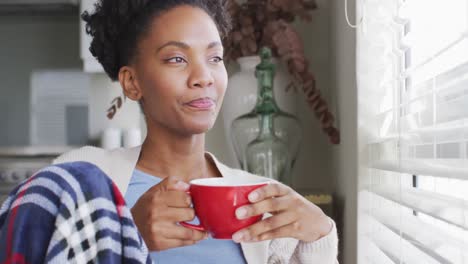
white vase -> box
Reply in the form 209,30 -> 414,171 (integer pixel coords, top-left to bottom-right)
221,56 -> 297,168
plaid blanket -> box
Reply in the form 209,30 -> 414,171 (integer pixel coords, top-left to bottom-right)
0,162 -> 152,264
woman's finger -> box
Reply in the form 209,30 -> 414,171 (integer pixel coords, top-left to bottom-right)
144,222 -> 207,251
163,190 -> 192,208
247,182 -> 291,203
158,207 -> 196,222
161,224 -> 208,242
235,196 -> 290,220
232,211 -> 297,243
146,175 -> 189,193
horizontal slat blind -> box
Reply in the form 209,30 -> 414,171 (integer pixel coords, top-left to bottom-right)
367,185 -> 468,230
358,0 -> 468,263
361,214 -> 443,264
360,237 -> 396,264
370,159 -> 468,180
361,190 -> 468,264
365,210 -> 467,264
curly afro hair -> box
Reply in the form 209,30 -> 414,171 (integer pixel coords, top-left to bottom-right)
82,0 -> 231,81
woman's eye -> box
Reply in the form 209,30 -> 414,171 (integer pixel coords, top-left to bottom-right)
166,57 -> 186,63
210,56 -> 224,63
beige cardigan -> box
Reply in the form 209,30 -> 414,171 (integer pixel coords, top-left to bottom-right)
54,146 -> 338,264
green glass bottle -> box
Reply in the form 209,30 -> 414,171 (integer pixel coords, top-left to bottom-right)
231,47 -> 302,185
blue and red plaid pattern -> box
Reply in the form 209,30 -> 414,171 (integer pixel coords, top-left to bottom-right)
0,162 -> 152,264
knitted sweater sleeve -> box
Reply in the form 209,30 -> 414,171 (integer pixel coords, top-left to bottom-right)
267,219 -> 339,264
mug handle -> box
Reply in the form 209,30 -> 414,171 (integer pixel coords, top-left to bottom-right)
179,191 -> 207,232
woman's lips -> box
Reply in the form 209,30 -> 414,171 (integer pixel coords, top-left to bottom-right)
185,98 -> 215,110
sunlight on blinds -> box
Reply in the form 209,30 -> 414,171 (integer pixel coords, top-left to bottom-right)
357,0 -> 468,263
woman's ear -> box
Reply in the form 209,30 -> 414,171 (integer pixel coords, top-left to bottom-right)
118,66 -> 142,101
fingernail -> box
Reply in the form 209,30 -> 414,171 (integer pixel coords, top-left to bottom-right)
236,207 -> 247,219
248,191 -> 259,202
175,181 -> 189,190
232,232 -> 244,243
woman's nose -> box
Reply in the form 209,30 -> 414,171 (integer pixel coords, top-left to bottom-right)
188,64 -> 214,89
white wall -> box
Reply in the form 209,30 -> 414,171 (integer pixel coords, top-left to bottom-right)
293,0 -> 334,192
330,0 -> 359,263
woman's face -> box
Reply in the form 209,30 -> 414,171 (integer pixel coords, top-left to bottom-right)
132,5 -> 228,136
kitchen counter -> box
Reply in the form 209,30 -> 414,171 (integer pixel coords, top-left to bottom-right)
0,145 -> 79,204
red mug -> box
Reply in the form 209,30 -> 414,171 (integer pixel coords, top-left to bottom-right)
180,175 -> 271,239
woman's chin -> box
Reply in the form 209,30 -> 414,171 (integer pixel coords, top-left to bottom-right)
189,124 -> 214,134
184,120 -> 216,135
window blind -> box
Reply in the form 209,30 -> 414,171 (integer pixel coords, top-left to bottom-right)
357,0 -> 468,263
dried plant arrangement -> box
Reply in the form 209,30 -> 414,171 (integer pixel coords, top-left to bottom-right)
225,0 -> 340,144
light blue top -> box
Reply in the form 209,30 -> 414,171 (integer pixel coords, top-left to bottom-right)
124,169 -> 247,264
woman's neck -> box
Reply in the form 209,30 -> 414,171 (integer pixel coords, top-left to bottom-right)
136,128 -> 219,182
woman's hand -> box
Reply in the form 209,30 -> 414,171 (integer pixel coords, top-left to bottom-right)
232,182 -> 332,243
131,176 -> 208,251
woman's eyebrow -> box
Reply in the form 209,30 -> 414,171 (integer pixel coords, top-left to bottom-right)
157,41 -> 222,52
207,41 -> 222,49
157,41 -> 190,52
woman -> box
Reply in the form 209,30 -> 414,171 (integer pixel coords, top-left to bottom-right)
2,0 -> 338,263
